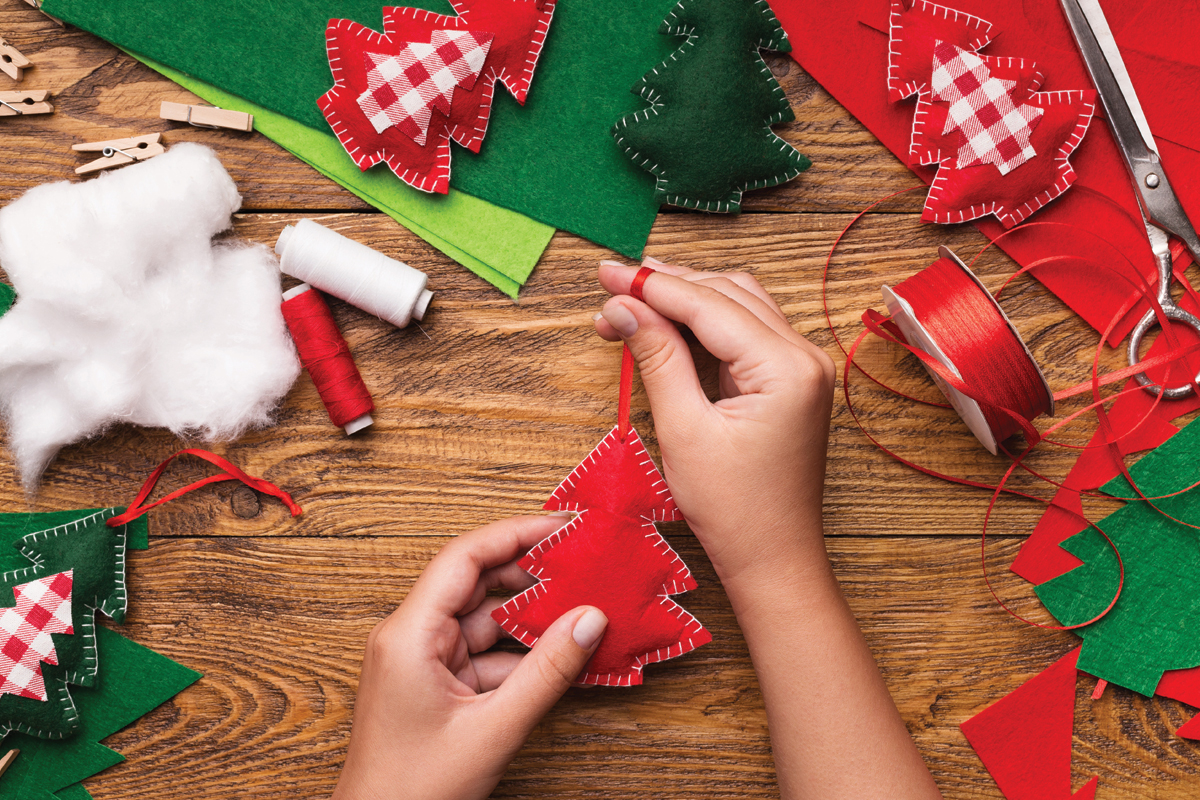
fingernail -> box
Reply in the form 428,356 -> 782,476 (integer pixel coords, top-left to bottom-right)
642,256 -> 667,269
573,608 -> 607,649
547,510 -> 573,517
601,304 -> 638,338
592,312 -> 603,322
599,259 -> 627,268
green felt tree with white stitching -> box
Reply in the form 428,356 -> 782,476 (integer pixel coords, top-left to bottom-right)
612,0 -> 810,213
0,508 -> 130,740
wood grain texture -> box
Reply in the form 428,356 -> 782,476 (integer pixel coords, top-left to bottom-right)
0,2 -> 1196,798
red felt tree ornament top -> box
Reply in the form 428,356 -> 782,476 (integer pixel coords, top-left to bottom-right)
493,269 -> 710,686
889,0 -> 1096,227
318,0 -> 556,193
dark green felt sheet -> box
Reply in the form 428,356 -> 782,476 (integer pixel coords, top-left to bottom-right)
42,0 -> 681,257
1036,416 -> 1200,696
0,509 -> 199,800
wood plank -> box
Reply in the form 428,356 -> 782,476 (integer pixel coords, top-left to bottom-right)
0,7 -> 922,215
87,535 -> 1195,800
0,211 -> 1129,539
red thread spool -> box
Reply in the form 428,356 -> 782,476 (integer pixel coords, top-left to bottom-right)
882,247 -> 1053,454
281,284 -> 375,435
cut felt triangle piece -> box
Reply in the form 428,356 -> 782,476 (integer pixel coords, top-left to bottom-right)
495,425 -> 708,685
960,647 -> 1098,800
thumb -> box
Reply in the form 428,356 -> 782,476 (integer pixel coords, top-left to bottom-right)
488,606 -> 607,735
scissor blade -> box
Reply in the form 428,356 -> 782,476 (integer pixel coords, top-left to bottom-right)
1060,0 -> 1157,161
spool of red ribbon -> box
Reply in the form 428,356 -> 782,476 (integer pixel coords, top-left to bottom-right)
281,284 -> 375,435
882,246 -> 1054,454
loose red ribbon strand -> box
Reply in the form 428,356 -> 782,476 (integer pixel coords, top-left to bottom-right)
107,449 -> 303,527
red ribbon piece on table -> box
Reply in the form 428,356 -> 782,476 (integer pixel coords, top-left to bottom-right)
106,449 -> 302,527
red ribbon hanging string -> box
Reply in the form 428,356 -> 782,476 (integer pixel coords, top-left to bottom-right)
107,449 -> 303,527
618,266 -> 655,441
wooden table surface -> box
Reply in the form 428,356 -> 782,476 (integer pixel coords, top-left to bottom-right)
2,3 -> 1196,798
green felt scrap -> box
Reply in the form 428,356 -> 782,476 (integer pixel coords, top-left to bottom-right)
1036,416 -> 1200,696
0,509 -> 131,738
613,0 -> 810,212
0,627 -> 201,800
42,0 -> 677,257
134,55 -> 552,299
0,285 -> 13,316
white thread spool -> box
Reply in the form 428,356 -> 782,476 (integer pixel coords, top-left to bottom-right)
275,219 -> 433,329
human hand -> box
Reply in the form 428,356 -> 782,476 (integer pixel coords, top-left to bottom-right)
594,258 -> 836,592
331,515 -> 608,800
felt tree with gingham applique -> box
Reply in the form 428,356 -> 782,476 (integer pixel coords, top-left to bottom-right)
611,0 -> 810,213
0,508 -> 131,739
318,0 -> 557,193
493,426 -> 711,686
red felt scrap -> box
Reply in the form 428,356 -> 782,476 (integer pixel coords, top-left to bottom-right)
773,0 -> 1200,344
493,425 -> 709,686
318,0 -> 556,193
961,647 -> 1098,800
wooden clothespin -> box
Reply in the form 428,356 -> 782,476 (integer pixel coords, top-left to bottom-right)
0,89 -> 52,118
160,101 -> 254,132
0,38 -> 31,82
73,133 -> 166,174
0,749 -> 18,779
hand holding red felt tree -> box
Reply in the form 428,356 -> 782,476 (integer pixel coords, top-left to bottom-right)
493,347 -> 709,686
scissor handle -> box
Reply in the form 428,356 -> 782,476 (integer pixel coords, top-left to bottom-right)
1128,301 -> 1200,398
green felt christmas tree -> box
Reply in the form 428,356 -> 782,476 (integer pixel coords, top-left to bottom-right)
0,509 -> 199,800
1036,416 -> 1200,696
0,509 -> 133,739
612,0 -> 810,212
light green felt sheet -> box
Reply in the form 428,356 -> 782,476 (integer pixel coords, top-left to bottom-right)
134,55 -> 552,299
0,509 -> 199,800
1036,416 -> 1200,696
41,0 -> 674,258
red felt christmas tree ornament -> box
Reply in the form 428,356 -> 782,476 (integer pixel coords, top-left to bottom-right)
492,268 -> 711,686
319,0 -> 556,193
888,0 -> 1096,227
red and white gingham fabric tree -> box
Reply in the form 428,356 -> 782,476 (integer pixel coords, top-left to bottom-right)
319,0 -> 556,193
0,571 -> 73,701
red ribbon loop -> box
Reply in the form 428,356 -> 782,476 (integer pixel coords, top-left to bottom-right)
106,449 -> 303,527
630,266 -> 654,303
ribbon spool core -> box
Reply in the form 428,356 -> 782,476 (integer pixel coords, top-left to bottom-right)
881,246 -> 1054,454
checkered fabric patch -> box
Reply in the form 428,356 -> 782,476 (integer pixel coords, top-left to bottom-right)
0,571 -> 73,701
356,29 -> 494,144
931,41 -> 1043,175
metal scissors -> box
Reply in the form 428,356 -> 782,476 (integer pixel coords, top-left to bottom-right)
1062,0 -> 1200,398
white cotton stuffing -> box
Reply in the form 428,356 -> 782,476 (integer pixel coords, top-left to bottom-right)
0,143 -> 300,490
